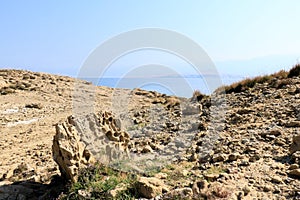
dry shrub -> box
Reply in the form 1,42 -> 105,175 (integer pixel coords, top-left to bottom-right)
192,90 -> 206,101
214,68 -> 290,94
205,183 -> 232,199
288,64 -> 300,78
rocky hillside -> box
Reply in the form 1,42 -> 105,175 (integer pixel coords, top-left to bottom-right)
0,66 -> 299,199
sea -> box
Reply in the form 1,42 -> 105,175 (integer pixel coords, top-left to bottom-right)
87,75 -> 244,98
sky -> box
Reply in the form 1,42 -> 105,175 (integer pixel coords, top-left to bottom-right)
1,1 -> 300,81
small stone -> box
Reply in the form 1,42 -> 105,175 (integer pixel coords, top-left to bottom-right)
180,169 -> 190,177
271,175 -> 283,184
290,135 -> 300,154
212,154 -> 227,162
141,145 -> 153,153
243,185 -> 251,196
289,164 -> 299,170
78,189 -> 92,199
263,185 -> 273,192
136,177 -> 168,198
289,169 -> 300,177
249,155 -> 260,162
228,153 -> 239,162
285,121 -> 300,128
107,183 -> 127,199
239,159 -> 250,167
204,173 -> 219,181
163,187 -> 193,199
154,172 -> 168,179
25,103 -> 43,109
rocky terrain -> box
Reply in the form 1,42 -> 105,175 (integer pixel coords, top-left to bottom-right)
0,67 -> 299,199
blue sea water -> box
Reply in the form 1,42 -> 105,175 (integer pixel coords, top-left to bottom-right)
91,75 -> 243,98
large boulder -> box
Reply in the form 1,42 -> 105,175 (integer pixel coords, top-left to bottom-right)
52,118 -> 95,182
52,111 -> 131,182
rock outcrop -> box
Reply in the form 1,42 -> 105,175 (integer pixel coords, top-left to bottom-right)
52,111 -> 131,182
52,117 -> 95,182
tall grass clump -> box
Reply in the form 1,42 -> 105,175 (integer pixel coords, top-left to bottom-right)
288,64 -> 300,78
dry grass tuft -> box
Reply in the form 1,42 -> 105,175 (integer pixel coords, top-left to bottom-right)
288,64 -> 300,78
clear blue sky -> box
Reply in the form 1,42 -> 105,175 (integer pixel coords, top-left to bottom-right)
1,1 -> 300,78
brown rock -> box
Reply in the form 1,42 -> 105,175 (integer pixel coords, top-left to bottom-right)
285,121 -> 300,127
290,134 -> 300,154
52,119 -> 95,182
289,169 -> 300,177
135,177 -> 168,198
163,187 -> 193,199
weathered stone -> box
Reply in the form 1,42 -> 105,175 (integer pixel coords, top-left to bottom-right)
271,175 -> 283,184
289,164 -> 299,170
289,169 -> 300,177
212,154 -> 227,162
228,153 -> 239,162
107,183 -> 127,199
285,121 -> 300,127
52,112 -> 132,182
162,187 -> 193,199
290,135 -> 300,154
135,177 -> 168,198
52,119 -> 95,182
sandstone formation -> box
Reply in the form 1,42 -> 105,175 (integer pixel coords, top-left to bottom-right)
53,111 -> 131,182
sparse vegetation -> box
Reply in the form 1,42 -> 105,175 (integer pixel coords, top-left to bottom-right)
59,163 -> 138,200
288,63 -> 300,78
215,68 -> 291,94
192,89 -> 206,101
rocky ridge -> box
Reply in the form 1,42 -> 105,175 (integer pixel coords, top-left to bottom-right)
0,68 -> 299,199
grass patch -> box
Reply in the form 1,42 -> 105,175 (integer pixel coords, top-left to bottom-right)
59,163 -> 138,200
205,166 -> 225,175
215,68 -> 289,94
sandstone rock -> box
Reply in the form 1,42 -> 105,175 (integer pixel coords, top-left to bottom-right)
290,135 -> 300,154
107,183 -> 127,199
204,173 -> 219,181
53,112 -> 132,182
228,153 -> 240,162
285,121 -> 300,127
271,175 -> 283,184
162,187 -> 193,199
263,184 -> 274,192
289,169 -> 300,177
289,164 -> 299,170
212,153 -> 227,162
52,119 -> 95,182
135,177 -> 168,198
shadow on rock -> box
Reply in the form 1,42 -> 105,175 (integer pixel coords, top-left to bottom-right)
0,175 -> 66,200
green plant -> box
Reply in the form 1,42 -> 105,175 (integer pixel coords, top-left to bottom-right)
60,163 -> 139,200
205,166 -> 225,175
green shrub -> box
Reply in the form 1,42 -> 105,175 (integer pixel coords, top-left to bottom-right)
60,163 -> 138,200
